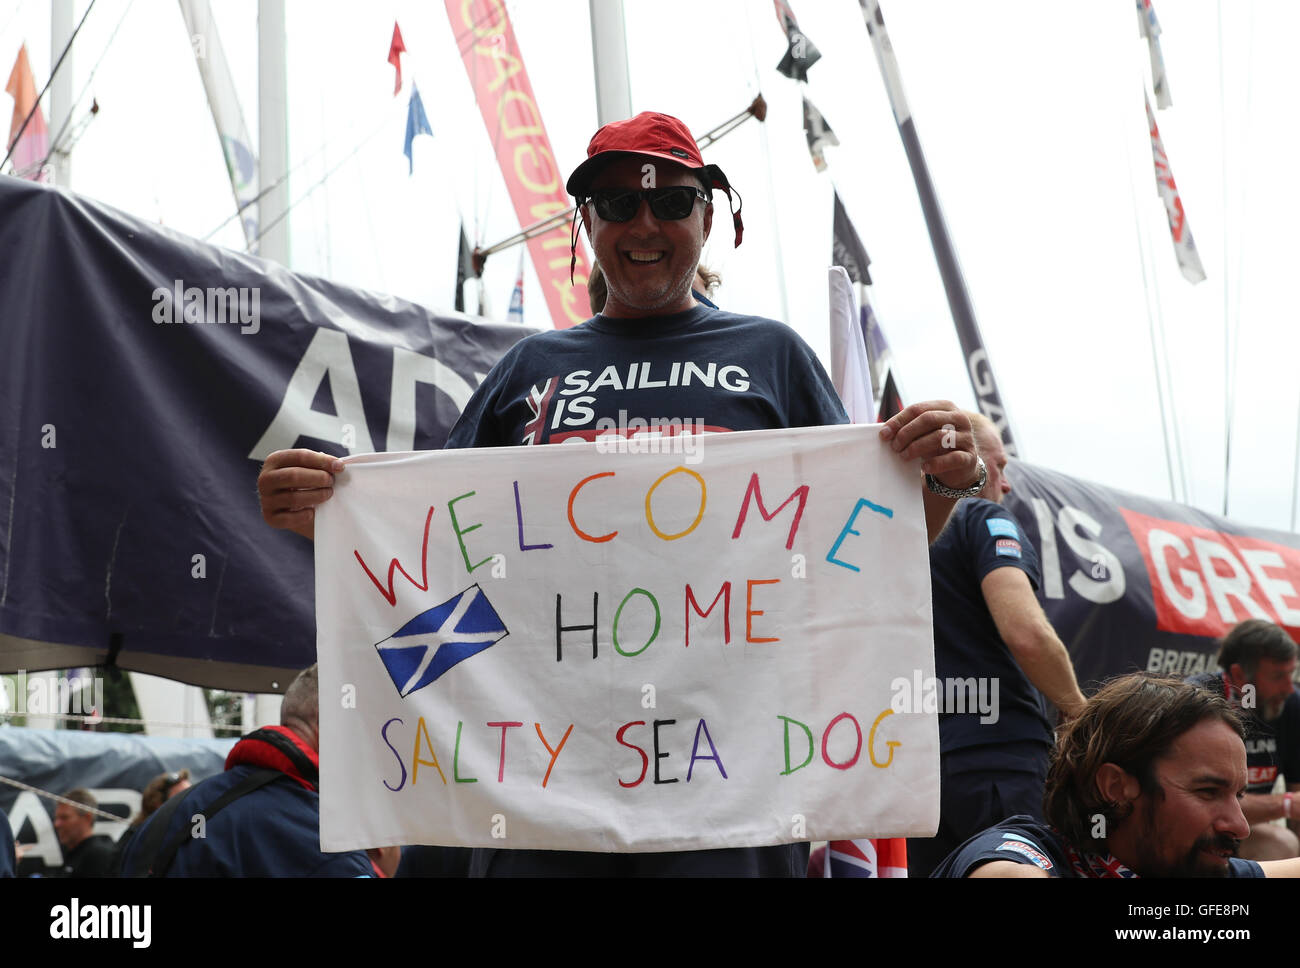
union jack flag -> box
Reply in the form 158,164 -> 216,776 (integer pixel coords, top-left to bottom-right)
821,839 -> 908,877
521,377 -> 557,445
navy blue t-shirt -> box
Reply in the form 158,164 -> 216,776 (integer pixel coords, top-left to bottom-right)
929,499 -> 1053,752
445,305 -> 848,448
1186,671 -> 1300,795
932,815 -> 1265,878
444,305 -> 845,875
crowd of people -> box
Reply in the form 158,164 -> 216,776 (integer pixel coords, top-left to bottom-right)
5,110 -> 1298,879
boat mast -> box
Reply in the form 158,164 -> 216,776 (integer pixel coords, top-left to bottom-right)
48,0 -> 73,186
589,0 -> 632,124
258,0 -> 290,264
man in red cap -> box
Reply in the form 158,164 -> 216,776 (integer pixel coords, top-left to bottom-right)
258,111 -> 985,876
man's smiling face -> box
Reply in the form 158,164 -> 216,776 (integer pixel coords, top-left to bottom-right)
581,156 -> 712,319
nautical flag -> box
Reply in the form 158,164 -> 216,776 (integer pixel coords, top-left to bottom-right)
832,191 -> 872,285
829,267 -> 874,423
863,296 -> 904,421
507,250 -> 525,323
375,584 -> 509,697
179,0 -> 261,248
1146,92 -> 1205,284
455,223 -> 475,312
5,44 -> 49,182
773,0 -> 822,82
403,83 -> 432,174
824,838 -> 908,877
1136,0 -> 1171,109
388,22 -> 406,96
802,96 -> 838,172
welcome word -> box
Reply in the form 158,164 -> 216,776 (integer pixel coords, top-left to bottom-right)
353,469 -> 894,615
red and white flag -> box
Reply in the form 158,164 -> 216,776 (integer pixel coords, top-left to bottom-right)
5,44 -> 50,182
1146,92 -> 1204,284
1136,0 -> 1171,109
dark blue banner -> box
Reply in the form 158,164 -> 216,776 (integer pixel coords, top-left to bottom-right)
0,176 -> 532,691
1005,460 -> 1300,688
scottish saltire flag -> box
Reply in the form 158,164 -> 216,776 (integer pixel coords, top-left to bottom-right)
773,0 -> 821,81
1145,91 -> 1205,284
1136,0 -> 1172,109
802,97 -> 838,172
403,84 -> 432,174
375,584 -> 509,697
825,839 -> 908,877
507,251 -> 525,323
5,45 -> 49,182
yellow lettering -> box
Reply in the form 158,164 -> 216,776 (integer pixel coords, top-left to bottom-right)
461,0 -> 505,37
499,90 -> 544,138
645,467 -> 707,541
868,708 -> 900,768
412,716 -> 448,785
514,143 -> 559,194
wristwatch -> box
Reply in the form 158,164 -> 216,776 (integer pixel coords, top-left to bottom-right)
924,456 -> 987,499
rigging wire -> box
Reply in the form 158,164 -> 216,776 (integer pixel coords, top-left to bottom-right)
742,0 -> 790,325
1,0 -> 96,170
0,0 -> 29,44
201,109 -> 395,243
37,0 -> 136,175
249,114 -> 394,250
1122,78 -> 1179,504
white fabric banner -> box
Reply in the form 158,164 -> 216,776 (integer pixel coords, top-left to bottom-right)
316,425 -> 938,852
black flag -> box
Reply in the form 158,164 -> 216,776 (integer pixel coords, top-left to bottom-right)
455,223 -> 476,313
802,97 -> 839,172
774,1 -> 821,81
832,191 -> 872,285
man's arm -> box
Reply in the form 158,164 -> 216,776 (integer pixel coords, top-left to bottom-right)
968,860 -> 1051,878
980,568 -> 1087,720
1239,789 -> 1296,826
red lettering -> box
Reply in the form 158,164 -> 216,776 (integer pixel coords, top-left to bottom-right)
616,721 -> 649,788
731,473 -> 809,550
684,582 -> 732,647
353,506 -> 433,606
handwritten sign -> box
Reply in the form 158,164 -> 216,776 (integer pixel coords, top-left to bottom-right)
316,425 -> 938,852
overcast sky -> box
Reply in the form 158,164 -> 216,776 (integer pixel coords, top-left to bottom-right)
5,0 -> 1298,533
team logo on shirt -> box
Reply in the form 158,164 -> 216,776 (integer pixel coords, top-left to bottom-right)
520,362 -> 752,444
995,838 -> 1053,870
986,518 -> 1020,539
995,538 -> 1023,558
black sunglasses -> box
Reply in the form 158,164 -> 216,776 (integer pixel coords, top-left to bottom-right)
584,186 -> 709,222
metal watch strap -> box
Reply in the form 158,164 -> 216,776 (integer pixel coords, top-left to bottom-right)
924,455 -> 987,499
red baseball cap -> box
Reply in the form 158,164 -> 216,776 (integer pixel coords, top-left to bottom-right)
566,111 -> 743,247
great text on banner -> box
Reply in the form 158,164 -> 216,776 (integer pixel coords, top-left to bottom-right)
315,425 -> 939,852
446,0 -> 593,328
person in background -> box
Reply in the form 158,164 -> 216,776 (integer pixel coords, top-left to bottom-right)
1186,619 -> 1300,859
933,674 -> 1287,878
52,789 -> 117,876
906,412 -> 1086,877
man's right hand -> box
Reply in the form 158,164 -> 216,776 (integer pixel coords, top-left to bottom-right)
257,449 -> 346,541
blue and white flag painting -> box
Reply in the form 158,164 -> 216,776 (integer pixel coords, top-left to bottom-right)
376,584 -> 508,697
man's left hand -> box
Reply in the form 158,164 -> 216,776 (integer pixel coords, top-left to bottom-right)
879,401 -> 979,489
